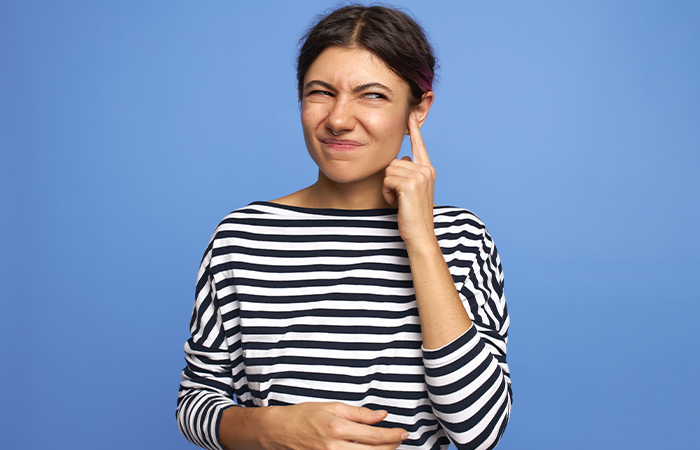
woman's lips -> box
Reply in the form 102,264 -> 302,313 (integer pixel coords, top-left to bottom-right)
321,138 -> 364,150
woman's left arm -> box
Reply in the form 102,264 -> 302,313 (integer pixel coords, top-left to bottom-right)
383,114 -> 473,349
383,115 -> 511,449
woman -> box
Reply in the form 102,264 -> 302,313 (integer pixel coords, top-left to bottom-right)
177,5 -> 511,450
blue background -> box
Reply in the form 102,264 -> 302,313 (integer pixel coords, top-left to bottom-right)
1,1 -> 698,449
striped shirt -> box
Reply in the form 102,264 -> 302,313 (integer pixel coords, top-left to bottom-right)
177,201 -> 511,450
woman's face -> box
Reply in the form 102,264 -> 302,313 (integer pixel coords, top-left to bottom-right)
301,46 -> 412,186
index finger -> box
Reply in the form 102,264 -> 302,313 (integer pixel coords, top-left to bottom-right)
408,113 -> 431,167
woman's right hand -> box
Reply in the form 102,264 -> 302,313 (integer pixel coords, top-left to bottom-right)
220,402 -> 408,450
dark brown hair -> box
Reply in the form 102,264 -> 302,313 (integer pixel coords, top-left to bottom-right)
297,4 -> 437,107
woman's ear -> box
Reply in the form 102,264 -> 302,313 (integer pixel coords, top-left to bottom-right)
406,91 -> 435,134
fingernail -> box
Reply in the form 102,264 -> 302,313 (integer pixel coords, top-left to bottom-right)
401,432 -> 409,440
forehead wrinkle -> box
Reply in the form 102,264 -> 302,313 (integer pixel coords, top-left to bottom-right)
304,47 -> 408,98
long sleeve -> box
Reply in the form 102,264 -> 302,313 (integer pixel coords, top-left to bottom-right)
423,226 -> 511,450
177,203 -> 510,450
177,238 -> 238,450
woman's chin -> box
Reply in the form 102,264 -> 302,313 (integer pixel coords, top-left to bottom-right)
319,166 -> 386,186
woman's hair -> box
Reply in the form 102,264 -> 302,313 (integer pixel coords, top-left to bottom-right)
297,4 -> 437,107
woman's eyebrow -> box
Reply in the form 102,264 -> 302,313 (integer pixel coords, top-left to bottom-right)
304,80 -> 334,91
353,82 -> 393,94
304,80 -> 394,94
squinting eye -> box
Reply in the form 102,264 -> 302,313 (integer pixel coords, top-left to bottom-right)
365,93 -> 387,100
309,90 -> 332,97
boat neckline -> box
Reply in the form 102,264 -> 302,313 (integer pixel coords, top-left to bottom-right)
249,201 -> 450,216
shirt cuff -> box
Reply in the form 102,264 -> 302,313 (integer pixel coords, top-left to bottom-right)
422,324 -> 480,368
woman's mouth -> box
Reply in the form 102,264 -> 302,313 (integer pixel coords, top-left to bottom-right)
320,138 -> 364,150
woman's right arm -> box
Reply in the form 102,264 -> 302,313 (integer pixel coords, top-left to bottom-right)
177,238 -> 238,450
178,235 -> 407,450
220,403 -> 407,450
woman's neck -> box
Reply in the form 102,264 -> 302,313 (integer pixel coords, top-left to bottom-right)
272,170 -> 395,210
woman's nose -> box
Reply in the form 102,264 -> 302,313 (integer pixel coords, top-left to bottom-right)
326,97 -> 355,133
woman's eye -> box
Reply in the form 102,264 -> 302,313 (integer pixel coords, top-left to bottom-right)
309,90 -> 332,97
364,93 -> 387,100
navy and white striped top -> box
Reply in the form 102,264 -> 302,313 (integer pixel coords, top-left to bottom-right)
177,201 -> 511,450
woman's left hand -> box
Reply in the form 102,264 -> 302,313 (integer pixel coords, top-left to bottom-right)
382,113 -> 437,248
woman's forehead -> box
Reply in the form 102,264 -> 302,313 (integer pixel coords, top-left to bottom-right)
304,47 -> 408,91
